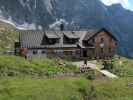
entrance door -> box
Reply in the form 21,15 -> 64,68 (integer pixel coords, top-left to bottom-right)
83,49 -> 87,57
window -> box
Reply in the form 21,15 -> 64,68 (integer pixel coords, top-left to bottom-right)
33,50 -> 37,54
92,38 -> 95,42
64,51 -> 73,55
115,42 -> 117,46
110,38 -> 113,42
67,39 -> 77,44
56,50 -> 63,54
101,48 -> 104,54
109,48 -> 112,53
63,36 -> 78,44
101,38 -> 104,43
76,50 -> 80,54
47,39 -> 59,45
48,39 -> 54,44
88,38 -> 95,44
42,50 -> 46,54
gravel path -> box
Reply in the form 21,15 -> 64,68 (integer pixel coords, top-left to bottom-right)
72,61 -> 118,79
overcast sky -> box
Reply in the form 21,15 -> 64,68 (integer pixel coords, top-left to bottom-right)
100,0 -> 133,11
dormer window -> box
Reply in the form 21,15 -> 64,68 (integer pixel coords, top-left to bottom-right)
63,32 -> 79,44
41,32 -> 60,45
48,39 -> 59,45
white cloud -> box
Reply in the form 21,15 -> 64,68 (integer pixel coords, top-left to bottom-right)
101,0 -> 129,8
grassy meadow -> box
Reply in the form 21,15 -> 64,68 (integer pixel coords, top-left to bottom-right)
0,55 -> 133,100
0,55 -> 79,77
0,77 -> 90,100
93,78 -> 133,100
110,56 -> 133,77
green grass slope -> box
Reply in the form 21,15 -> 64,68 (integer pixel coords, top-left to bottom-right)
94,78 -> 133,100
0,55 -> 79,77
0,55 -> 133,100
110,56 -> 133,77
0,77 -> 90,100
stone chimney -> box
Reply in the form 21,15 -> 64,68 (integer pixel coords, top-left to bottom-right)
59,23 -> 64,47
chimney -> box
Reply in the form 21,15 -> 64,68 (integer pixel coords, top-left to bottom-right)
59,23 -> 64,47
60,23 -> 64,31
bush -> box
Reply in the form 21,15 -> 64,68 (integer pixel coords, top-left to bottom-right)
78,84 -> 97,100
102,61 -> 113,70
84,70 -> 96,80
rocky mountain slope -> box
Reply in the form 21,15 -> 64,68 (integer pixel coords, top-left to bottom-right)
0,0 -> 133,57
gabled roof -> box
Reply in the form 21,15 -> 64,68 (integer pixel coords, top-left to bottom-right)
18,28 -> 117,49
83,29 -> 100,41
19,30 -> 44,48
64,31 -> 79,39
83,28 -> 118,41
19,30 -> 79,48
45,31 -> 60,39
101,28 -> 118,41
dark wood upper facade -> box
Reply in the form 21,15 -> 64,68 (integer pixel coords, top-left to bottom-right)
81,29 -> 117,59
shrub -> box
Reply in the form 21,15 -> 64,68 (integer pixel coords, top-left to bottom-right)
84,70 -> 96,80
